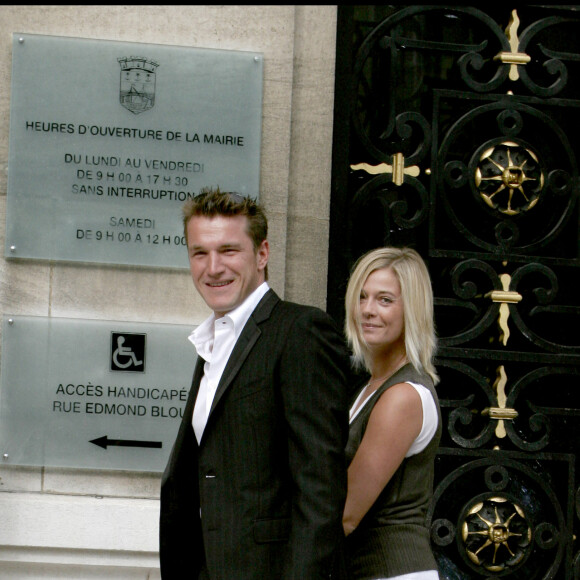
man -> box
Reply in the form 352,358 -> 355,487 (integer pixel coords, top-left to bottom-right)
160,188 -> 349,579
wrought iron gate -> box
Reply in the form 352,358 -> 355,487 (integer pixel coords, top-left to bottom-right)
327,6 -> 580,579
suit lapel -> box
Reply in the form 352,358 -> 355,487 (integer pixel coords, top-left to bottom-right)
186,357 -> 205,422
207,289 -> 279,418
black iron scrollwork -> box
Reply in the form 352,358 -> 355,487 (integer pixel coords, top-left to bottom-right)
437,359 -> 496,449
509,262 -> 580,353
438,259 -> 501,346
436,100 -> 578,257
428,456 -> 568,579
348,173 -> 429,260
352,6 -> 513,163
504,366 -> 580,452
330,7 -> 580,577
517,16 -> 580,98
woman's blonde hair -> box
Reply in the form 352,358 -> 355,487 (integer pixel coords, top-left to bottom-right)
344,247 -> 439,384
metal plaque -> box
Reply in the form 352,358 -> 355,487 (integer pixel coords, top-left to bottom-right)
0,315 -> 196,472
5,33 -> 263,268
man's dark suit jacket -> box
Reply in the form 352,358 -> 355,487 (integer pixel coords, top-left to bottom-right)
160,289 -> 350,579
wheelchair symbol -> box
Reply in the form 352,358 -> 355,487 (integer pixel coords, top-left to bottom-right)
113,336 -> 143,369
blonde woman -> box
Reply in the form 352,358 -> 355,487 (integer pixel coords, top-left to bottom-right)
343,247 -> 441,580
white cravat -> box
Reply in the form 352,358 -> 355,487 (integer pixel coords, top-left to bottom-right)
189,282 -> 269,444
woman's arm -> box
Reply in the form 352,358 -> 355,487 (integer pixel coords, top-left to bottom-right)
343,382 -> 423,536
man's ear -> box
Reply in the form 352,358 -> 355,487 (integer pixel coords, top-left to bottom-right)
257,239 -> 269,271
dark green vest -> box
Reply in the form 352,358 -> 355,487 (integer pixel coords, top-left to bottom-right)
345,364 -> 442,579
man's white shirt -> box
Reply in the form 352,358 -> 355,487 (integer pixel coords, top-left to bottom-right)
189,282 -> 270,444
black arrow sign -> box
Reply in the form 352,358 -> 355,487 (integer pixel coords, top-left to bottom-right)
90,435 -> 162,450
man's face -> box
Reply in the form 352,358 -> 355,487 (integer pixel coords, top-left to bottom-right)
187,214 -> 269,317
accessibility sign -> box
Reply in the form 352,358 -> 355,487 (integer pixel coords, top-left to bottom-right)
0,315 -> 195,471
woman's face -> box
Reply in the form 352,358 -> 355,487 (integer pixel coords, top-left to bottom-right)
359,266 -> 405,353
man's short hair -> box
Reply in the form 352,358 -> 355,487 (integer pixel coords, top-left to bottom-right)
183,187 -> 268,251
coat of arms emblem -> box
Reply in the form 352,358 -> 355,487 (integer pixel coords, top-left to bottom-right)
117,56 -> 159,114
